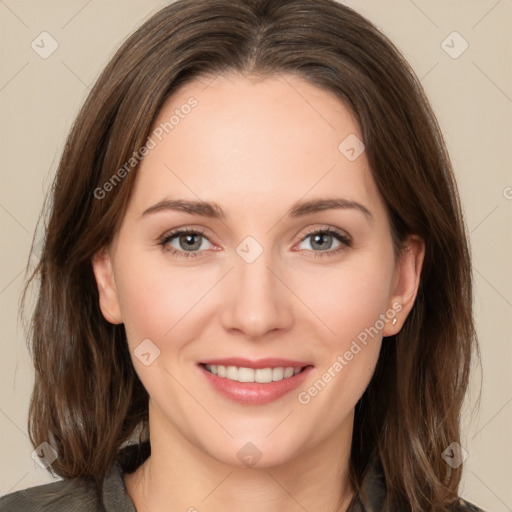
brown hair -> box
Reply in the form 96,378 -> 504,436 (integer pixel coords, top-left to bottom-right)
24,0 -> 477,509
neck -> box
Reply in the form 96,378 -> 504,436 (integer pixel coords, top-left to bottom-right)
124,402 -> 355,512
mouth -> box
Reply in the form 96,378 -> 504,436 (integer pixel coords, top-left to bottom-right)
198,358 -> 314,405
201,363 -> 306,383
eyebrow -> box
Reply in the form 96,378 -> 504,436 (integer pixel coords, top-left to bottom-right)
141,197 -> 372,220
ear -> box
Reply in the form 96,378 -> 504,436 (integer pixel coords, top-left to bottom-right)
91,247 -> 123,324
382,235 -> 425,336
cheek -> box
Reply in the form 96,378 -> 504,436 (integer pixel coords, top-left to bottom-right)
112,253 -> 215,402
292,248 -> 394,403
292,264 -> 390,427
114,249 -> 215,345
298,252 -> 395,348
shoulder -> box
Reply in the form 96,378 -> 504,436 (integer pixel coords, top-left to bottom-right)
0,477 -> 102,512
0,441 -> 147,512
456,497 -> 487,512
355,456 -> 488,512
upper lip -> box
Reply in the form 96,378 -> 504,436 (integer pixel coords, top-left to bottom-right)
199,357 -> 313,370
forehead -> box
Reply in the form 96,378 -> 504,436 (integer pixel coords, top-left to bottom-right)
128,73 -> 385,221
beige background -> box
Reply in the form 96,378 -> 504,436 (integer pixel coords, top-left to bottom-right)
1,1 -> 511,510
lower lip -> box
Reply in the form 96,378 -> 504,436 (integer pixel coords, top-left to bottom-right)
199,364 -> 314,405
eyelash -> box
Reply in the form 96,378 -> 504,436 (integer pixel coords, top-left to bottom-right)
158,226 -> 352,260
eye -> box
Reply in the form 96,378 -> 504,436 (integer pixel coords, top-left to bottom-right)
158,228 -> 213,258
158,226 -> 352,260
296,226 -> 352,259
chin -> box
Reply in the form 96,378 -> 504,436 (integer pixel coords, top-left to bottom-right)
197,430 -> 305,470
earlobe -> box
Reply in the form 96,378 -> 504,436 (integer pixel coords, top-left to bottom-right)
383,235 -> 425,336
91,247 -> 123,324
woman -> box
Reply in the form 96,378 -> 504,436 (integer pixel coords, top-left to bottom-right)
0,0 -> 484,510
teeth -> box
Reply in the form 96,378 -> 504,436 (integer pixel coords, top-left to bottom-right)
204,364 -> 303,383
255,368 -> 272,383
226,366 -> 238,380
272,367 -> 284,381
239,367 -> 256,382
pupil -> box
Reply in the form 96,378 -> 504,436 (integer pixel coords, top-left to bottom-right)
182,234 -> 200,250
313,233 -> 330,249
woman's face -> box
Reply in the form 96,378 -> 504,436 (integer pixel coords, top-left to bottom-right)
93,73 -> 422,468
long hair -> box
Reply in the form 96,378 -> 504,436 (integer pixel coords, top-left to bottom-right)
23,1 -> 477,509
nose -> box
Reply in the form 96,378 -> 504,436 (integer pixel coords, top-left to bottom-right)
219,247 -> 294,340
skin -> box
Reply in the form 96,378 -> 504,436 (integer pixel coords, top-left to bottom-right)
92,73 -> 424,512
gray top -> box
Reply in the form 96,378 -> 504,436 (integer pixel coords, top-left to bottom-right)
0,442 -> 485,511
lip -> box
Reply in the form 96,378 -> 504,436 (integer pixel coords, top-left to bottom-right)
198,359 -> 314,405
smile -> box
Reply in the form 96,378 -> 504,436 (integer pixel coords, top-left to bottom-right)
198,359 -> 314,405
204,364 -> 303,383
